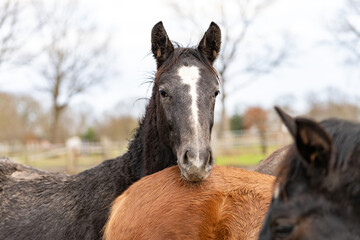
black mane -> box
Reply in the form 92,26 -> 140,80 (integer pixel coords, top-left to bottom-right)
319,118 -> 360,170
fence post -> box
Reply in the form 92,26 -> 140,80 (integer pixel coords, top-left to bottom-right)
66,149 -> 76,174
101,136 -> 111,160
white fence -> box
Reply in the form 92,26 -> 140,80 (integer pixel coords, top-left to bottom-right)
0,141 -> 127,173
0,130 -> 291,172
212,129 -> 291,155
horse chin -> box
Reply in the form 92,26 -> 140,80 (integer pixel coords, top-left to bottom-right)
178,166 -> 211,182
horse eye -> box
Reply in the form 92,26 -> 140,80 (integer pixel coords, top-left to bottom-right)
159,89 -> 168,98
273,220 -> 293,239
214,90 -> 220,98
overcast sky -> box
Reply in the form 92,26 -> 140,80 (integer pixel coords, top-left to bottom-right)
1,0 -> 359,119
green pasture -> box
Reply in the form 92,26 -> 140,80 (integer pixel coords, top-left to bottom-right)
214,145 -> 279,167
12,149 -> 124,173
215,154 -> 265,166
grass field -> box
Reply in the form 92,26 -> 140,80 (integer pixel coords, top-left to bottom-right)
215,154 -> 266,166
214,145 -> 279,167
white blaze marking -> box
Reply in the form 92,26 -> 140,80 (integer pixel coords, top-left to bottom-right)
178,66 -> 201,165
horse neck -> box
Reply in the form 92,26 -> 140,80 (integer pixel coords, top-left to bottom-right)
135,95 -> 177,177
75,93 -> 177,193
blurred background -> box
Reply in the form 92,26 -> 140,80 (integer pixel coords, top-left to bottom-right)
0,0 -> 359,173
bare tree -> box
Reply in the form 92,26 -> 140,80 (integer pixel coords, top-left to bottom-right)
95,100 -> 139,142
171,0 -> 291,135
332,0 -> 360,65
0,0 -> 31,68
0,92 -> 45,143
0,0 -> 44,71
306,88 -> 360,121
0,0 -> 22,67
95,115 -> 138,142
34,0 -> 112,143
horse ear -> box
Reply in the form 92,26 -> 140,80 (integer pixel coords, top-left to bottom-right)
198,22 -> 221,65
275,106 -> 296,137
276,106 -> 332,175
151,21 -> 174,68
294,118 -> 332,173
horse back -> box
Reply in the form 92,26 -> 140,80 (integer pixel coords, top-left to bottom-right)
103,165 -> 274,240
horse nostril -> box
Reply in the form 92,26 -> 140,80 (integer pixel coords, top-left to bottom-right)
183,150 -> 189,167
207,151 -> 212,165
206,150 -> 214,166
182,149 -> 196,169
205,150 -> 214,171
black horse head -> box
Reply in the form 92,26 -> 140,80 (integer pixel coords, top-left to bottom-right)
150,22 -> 221,181
258,107 -> 360,240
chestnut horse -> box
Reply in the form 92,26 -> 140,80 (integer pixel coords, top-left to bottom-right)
103,166 -> 274,240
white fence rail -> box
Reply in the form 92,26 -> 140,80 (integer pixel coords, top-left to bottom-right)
212,130 -> 291,155
0,130 -> 291,172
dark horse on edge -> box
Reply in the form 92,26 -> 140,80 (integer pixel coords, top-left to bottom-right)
0,21 -> 222,240
258,107 -> 360,240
